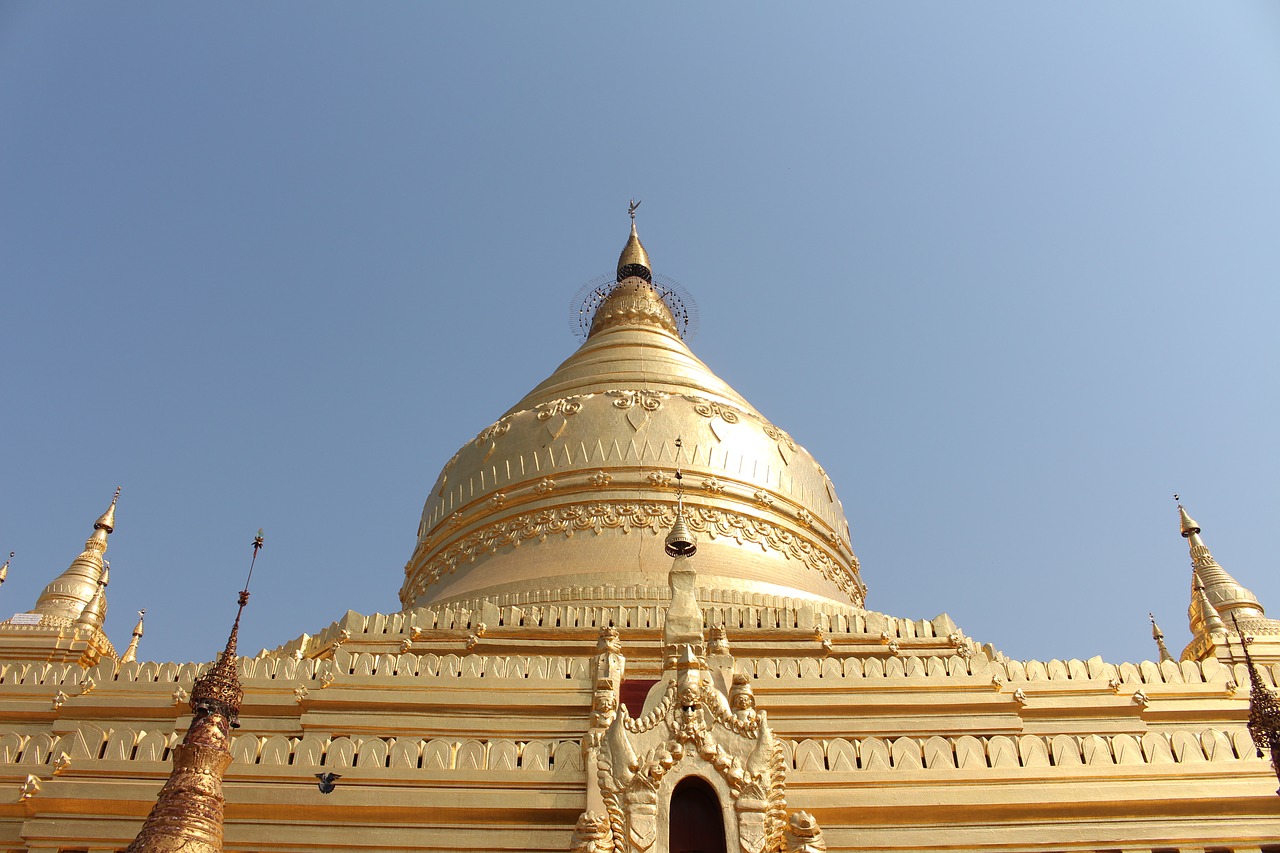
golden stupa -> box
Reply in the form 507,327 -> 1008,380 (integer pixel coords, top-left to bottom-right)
0,219 -> 1277,853
403,218 -> 861,614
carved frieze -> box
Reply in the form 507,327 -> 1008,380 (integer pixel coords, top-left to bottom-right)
537,396 -> 588,420
608,390 -> 667,412
404,501 -> 862,606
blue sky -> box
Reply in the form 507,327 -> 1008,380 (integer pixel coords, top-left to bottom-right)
1,4 -> 1277,665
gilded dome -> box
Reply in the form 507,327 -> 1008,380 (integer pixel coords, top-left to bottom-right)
400,226 -> 863,613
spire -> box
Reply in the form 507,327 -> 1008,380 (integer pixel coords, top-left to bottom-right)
120,609 -> 145,665
1149,612 -> 1174,663
33,488 -> 120,622
1178,502 -> 1266,625
124,530 -> 262,853
1192,574 -> 1227,637
616,200 -> 652,282
0,551 -> 11,589
96,486 -> 121,534
75,562 -> 109,632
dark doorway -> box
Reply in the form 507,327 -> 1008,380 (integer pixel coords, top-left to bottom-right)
669,776 -> 727,853
620,678 -> 659,713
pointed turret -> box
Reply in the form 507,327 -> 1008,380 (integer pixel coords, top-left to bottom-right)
1149,612 -> 1173,663
124,531 -> 262,853
32,488 -> 119,622
120,609 -> 145,665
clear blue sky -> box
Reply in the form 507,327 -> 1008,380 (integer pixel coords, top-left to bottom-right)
2,4 -> 1277,666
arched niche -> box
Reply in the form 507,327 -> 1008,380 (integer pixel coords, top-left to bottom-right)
666,773 -> 729,853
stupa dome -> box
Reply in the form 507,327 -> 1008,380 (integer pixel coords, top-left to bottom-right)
399,223 -> 863,613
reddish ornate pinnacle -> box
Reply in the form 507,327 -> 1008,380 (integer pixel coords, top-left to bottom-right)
124,531 -> 262,852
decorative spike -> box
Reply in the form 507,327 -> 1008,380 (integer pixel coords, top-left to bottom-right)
1149,612 -> 1174,663
0,551 -> 11,587
119,609 -> 145,665
124,531 -> 262,853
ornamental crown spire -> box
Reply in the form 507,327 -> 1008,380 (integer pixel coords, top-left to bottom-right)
616,200 -> 652,282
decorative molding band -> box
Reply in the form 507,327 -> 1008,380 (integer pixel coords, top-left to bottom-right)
404,501 -> 863,607
422,466 -> 852,556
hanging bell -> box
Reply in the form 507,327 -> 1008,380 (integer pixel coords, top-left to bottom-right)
664,507 -> 697,558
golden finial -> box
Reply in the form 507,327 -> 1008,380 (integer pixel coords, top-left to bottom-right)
1148,612 -> 1173,663
0,552 -> 11,587
95,487 -> 121,534
120,609 -> 146,665
617,201 -> 652,283
1177,505 -> 1200,538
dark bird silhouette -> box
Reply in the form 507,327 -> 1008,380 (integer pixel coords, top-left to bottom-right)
315,772 -> 341,794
